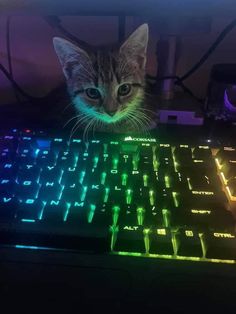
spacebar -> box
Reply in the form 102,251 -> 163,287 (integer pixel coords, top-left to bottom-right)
0,222 -> 110,252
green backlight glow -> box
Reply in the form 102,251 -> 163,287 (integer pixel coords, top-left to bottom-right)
115,252 -> 235,264
187,177 -> 192,190
112,206 -> 120,226
21,219 -> 35,223
143,174 -> 148,187
149,190 -> 155,206
126,189 -> 133,204
112,158 -> 119,170
121,173 -> 128,186
164,176 -> 170,188
104,187 -> 110,202
81,186 -> 88,201
137,207 -> 145,225
162,209 -> 170,227
101,172 -> 106,185
88,204 -> 96,223
172,192 -> 179,207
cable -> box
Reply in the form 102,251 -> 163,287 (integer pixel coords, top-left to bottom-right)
44,16 -> 92,50
6,16 -> 23,104
179,18 -> 236,82
146,74 -> 204,104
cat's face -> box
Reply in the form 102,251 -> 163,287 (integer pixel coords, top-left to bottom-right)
53,24 -> 148,127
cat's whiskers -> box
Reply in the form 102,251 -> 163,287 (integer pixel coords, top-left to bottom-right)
125,113 -> 140,131
61,102 -> 73,114
127,109 -> 152,136
63,113 -> 85,128
69,115 -> 91,141
138,107 -> 159,117
83,117 -> 96,142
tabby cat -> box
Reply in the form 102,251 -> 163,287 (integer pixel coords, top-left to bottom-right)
53,23 -> 154,138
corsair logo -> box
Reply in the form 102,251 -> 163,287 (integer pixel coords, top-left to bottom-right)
124,136 -> 156,143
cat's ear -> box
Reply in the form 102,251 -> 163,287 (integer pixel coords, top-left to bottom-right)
120,23 -> 149,70
53,37 -> 91,79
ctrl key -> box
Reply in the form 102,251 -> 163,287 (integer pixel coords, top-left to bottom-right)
112,225 -> 146,253
204,231 -> 236,260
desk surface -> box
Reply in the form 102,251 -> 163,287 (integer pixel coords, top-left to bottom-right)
1,0 -> 235,16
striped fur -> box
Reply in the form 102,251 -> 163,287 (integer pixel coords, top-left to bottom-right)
53,24 -> 151,135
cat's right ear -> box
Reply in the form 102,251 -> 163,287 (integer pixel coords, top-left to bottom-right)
53,37 -> 91,79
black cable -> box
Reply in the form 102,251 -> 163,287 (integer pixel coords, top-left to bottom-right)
6,16 -> 23,104
146,74 -> 204,105
6,16 -> 13,76
0,62 -> 40,101
179,18 -> 236,82
44,16 -> 92,50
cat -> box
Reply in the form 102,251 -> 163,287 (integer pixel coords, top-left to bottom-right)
52,23 -> 156,138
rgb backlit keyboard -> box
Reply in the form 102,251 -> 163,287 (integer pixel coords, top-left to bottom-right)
1,128 -> 236,264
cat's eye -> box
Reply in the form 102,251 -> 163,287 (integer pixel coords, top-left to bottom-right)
118,84 -> 131,96
85,88 -> 101,100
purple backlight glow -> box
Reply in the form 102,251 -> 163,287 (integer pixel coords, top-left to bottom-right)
224,86 -> 236,112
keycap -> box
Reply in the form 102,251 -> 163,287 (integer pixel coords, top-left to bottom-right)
149,228 -> 174,255
192,146 -> 212,160
113,225 -> 146,253
170,206 -> 235,229
215,148 -> 236,164
66,200 -> 89,225
16,199 -> 44,220
175,229 -> 203,257
221,161 -> 236,180
0,179 -> 15,197
61,183 -> 83,202
38,182 -> 62,201
39,166 -> 63,183
204,231 -> 236,259
17,164 -> 41,182
15,181 -> 39,200
227,177 -> 236,197
41,200 -> 69,222
174,146 -> 192,165
0,196 -> 18,220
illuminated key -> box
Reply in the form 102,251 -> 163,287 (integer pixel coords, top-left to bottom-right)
149,228 -> 174,255
204,231 -> 236,259
113,225 -> 145,253
42,200 -> 69,222
175,229 -> 203,257
0,196 -> 18,220
137,207 -> 145,225
125,189 -> 133,204
16,199 -> 44,220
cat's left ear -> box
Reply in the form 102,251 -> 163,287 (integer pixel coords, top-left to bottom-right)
53,37 -> 91,79
120,23 -> 149,70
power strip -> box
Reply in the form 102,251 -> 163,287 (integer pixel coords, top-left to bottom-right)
159,108 -> 204,125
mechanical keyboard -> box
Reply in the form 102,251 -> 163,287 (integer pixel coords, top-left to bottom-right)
1,128 -> 236,265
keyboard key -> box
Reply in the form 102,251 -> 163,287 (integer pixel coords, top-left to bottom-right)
61,183 -> 83,202
175,229 -> 203,257
38,182 -> 63,201
39,166 -> 63,183
15,181 -> 39,200
0,196 -> 18,220
16,199 -> 44,220
149,228 -> 174,255
204,231 -> 236,259
41,200 -> 69,222
113,225 -> 146,253
17,164 -> 41,182
0,179 -> 15,197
